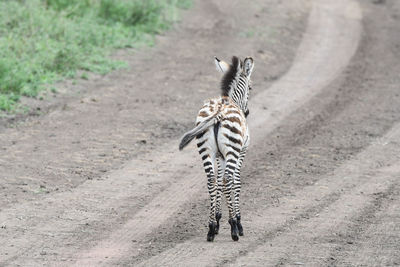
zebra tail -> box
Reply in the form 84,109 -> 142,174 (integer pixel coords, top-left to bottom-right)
179,114 -> 218,151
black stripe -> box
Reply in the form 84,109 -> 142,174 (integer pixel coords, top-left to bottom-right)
227,159 -> 237,165
226,144 -> 241,153
225,170 -> 233,176
205,167 -> 213,173
203,161 -> 212,167
197,140 -> 206,148
226,165 -> 236,171
202,155 -> 209,161
223,133 -> 242,145
196,129 -> 208,139
223,124 -> 241,135
226,151 -> 239,158
199,147 -> 207,154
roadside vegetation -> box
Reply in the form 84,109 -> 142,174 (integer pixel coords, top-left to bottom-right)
0,0 -> 191,111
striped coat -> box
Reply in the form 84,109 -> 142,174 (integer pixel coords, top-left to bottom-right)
179,56 -> 254,242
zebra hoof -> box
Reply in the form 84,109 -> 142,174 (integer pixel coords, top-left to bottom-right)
228,218 -> 239,241
238,223 -> 244,236
215,212 -> 222,235
207,222 -> 216,242
236,215 -> 244,236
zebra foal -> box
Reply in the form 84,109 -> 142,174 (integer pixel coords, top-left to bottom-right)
179,56 -> 254,241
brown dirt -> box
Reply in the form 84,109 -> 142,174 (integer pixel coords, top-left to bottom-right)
1,0 -> 400,266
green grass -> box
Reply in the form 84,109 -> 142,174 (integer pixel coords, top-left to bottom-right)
0,0 -> 191,111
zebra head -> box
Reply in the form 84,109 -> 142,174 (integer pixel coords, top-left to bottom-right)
214,56 -> 254,117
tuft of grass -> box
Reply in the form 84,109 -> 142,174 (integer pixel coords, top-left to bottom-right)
0,0 -> 191,111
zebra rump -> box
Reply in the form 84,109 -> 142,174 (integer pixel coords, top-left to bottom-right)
179,114 -> 218,151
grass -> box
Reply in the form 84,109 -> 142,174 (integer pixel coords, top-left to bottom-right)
0,0 -> 191,111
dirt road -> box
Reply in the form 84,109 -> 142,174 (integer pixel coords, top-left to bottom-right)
1,0 -> 400,266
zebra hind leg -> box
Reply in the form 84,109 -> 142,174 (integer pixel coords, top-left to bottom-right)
233,173 -> 243,236
214,157 -> 224,235
206,169 -> 217,242
197,133 -> 218,241
203,155 -> 218,242
233,149 -> 246,236
224,157 -> 239,241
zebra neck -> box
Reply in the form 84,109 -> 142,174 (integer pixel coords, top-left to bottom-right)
228,89 -> 246,113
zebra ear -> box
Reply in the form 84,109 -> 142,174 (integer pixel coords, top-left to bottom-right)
244,57 -> 254,77
214,56 -> 229,74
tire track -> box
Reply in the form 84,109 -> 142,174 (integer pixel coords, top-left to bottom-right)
0,146 -> 200,265
249,0 -> 361,136
337,187 -> 400,266
231,165 -> 400,266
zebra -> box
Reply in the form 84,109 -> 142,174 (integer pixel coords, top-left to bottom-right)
179,56 -> 254,242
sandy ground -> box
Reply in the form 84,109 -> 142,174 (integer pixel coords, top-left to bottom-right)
1,0 -> 400,266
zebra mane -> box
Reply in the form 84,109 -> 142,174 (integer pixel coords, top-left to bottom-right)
221,56 -> 241,96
